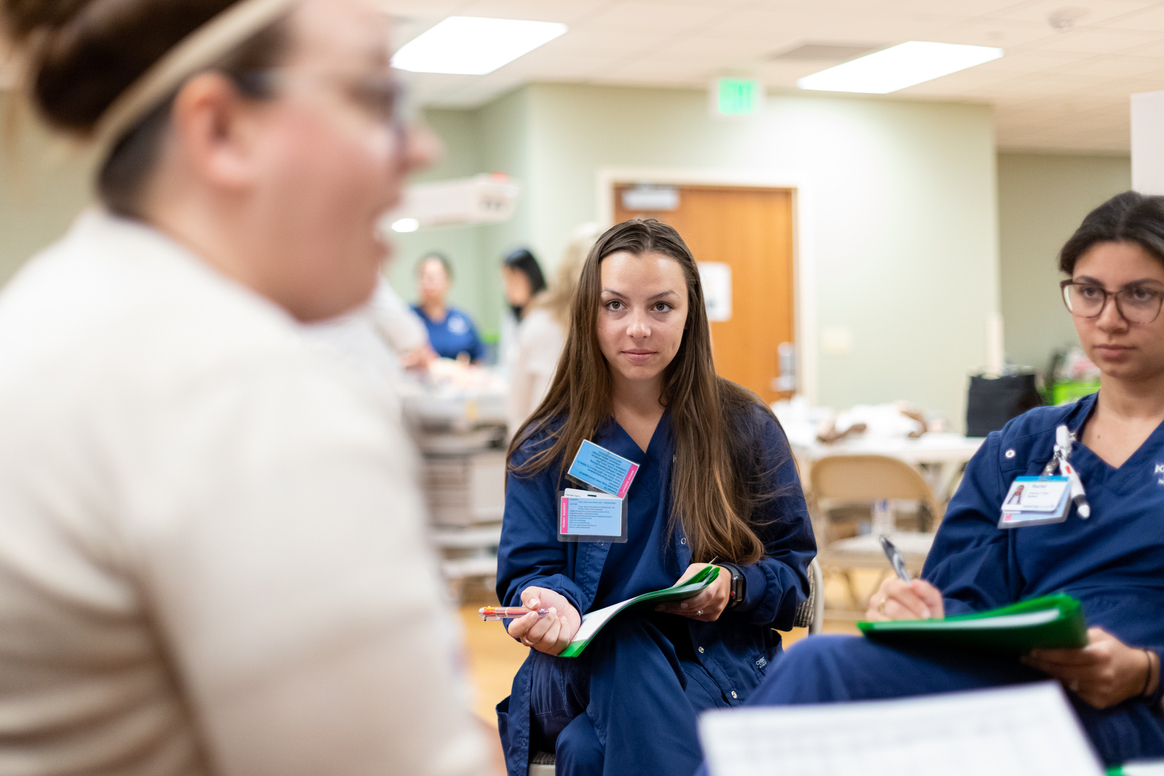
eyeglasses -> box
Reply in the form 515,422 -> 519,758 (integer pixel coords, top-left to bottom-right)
1060,279 -> 1164,324
236,68 -> 411,156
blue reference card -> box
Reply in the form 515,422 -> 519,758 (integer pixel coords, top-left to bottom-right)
559,488 -> 628,543
566,439 -> 640,498
998,475 -> 1071,528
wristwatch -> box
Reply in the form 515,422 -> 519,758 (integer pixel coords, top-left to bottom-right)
720,563 -> 746,610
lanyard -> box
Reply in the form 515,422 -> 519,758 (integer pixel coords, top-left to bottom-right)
1042,424 -> 1091,519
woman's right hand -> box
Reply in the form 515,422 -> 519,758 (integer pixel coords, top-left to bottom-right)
866,577 -> 945,621
506,586 -> 582,656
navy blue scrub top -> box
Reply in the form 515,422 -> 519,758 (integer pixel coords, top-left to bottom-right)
497,404 -> 816,654
924,392 -> 1164,652
411,304 -> 483,361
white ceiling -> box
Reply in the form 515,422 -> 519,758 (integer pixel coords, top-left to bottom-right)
385,0 -> 1164,154
1,2 -> 1160,153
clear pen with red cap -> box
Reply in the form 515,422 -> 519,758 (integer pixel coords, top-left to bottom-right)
478,606 -> 553,621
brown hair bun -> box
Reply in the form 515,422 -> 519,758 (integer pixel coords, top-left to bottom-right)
2,0 -> 90,42
2,0 -> 248,134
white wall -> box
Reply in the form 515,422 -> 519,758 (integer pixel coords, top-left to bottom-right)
510,84 -> 999,431
996,152 -> 1131,372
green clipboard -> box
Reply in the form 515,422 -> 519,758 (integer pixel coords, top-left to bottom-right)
1107,761 -> 1164,775
857,593 -> 1088,656
558,566 -> 720,658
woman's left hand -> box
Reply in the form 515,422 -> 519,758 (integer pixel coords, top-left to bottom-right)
1023,628 -> 1153,709
653,563 -> 732,622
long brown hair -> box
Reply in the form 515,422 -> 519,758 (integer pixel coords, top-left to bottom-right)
508,218 -> 777,565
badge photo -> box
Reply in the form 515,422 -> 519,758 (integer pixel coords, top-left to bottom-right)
998,476 -> 1071,529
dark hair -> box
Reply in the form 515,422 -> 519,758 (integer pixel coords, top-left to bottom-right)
503,247 -> 547,296
2,0 -> 291,216
508,218 -> 778,565
417,251 -> 453,280
1059,191 -> 1164,275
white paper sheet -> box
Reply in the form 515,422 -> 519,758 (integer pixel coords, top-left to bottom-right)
700,682 -> 1103,776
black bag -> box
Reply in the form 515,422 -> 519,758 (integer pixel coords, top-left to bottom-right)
965,373 -> 1042,437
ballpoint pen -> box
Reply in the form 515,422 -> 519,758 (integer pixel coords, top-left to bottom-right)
879,534 -> 912,583
478,606 -> 553,621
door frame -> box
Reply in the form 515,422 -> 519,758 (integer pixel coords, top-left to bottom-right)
597,167 -> 818,405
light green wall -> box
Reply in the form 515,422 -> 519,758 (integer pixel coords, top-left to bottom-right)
0,94 -> 93,285
997,152 -> 1131,372
0,86 -> 1003,429
385,92 -> 532,343
515,83 -> 999,431
385,108 -> 490,336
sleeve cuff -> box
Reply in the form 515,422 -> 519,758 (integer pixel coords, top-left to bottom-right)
505,573 -> 586,619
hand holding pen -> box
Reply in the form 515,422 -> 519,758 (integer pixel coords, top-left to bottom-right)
504,586 -> 581,656
868,535 -> 945,621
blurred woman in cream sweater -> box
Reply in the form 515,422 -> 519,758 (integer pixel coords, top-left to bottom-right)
505,224 -> 600,437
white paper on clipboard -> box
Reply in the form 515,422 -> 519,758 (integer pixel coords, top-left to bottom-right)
699,682 -> 1103,776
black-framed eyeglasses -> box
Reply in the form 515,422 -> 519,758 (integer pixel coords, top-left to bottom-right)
1060,279 -> 1164,324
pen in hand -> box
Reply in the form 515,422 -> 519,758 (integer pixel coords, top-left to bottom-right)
479,606 -> 553,621
879,534 -> 912,583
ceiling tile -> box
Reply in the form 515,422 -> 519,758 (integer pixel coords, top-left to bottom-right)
705,6 -> 960,42
1028,27 -> 1164,54
454,0 -> 609,24
540,27 -> 672,57
1102,4 -> 1164,33
1049,53 -> 1164,78
1120,37 -> 1164,58
988,72 -> 1113,100
989,0 -> 1160,28
581,1 -> 729,33
924,18 -> 1056,48
381,0 -> 472,21
871,0 -> 1029,14
647,33 -> 785,68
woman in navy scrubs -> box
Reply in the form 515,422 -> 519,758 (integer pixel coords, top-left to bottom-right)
495,219 -> 816,776
411,252 -> 484,361
738,191 -> 1164,766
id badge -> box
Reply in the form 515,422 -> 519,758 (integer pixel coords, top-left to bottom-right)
567,439 -> 639,497
558,488 -> 629,543
998,476 -> 1071,529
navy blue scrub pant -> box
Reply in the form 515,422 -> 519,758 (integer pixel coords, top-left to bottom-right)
716,635 -> 1164,768
529,615 -> 731,776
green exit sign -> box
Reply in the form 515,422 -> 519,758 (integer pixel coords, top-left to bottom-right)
715,78 -> 764,116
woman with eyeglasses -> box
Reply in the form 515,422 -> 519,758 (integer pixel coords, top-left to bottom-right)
0,1 -> 496,774
726,191 -> 1164,768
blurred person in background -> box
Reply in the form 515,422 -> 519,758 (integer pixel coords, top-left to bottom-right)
501,247 -> 547,325
505,225 -> 599,436
499,246 -> 546,375
412,251 -> 484,362
0,1 -> 497,774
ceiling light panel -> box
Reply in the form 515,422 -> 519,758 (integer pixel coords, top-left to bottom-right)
391,16 -> 567,75
797,41 -> 1004,94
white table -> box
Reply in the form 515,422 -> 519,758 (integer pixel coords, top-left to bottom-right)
792,432 -> 985,502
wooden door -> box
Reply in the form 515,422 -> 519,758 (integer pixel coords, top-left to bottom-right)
614,184 -> 795,403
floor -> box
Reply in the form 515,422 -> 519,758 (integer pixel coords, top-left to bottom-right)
459,568 -> 880,725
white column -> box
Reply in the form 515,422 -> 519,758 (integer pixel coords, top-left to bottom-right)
1131,91 -> 1164,195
